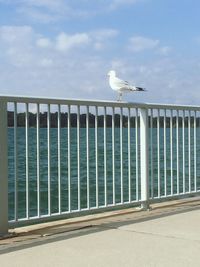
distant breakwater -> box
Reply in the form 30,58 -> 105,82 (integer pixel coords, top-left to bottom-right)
7,111 -> 199,128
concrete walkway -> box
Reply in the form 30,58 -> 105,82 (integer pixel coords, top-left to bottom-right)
1,198 -> 200,267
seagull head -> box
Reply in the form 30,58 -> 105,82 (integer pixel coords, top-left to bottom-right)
107,70 -> 116,77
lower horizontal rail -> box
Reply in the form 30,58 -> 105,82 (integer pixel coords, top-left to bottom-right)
9,200 -> 142,228
8,191 -> 200,228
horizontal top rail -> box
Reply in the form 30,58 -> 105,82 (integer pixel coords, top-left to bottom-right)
0,95 -> 200,110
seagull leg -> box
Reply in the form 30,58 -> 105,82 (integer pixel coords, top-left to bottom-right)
117,92 -> 122,101
117,92 -> 120,101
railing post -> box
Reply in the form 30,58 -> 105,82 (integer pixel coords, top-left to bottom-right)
0,99 -> 8,235
140,108 -> 150,210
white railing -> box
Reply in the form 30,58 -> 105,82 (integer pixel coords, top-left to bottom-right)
0,96 -> 200,234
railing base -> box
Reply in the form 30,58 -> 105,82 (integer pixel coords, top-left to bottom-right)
0,232 -> 13,239
136,202 -> 151,211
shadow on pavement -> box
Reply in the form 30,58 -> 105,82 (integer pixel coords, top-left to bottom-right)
0,201 -> 200,255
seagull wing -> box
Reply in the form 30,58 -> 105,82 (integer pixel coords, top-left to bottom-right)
113,76 -> 129,88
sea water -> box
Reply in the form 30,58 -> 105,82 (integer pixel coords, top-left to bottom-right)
7,127 -> 200,220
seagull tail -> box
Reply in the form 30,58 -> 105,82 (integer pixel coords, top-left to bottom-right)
135,87 -> 146,91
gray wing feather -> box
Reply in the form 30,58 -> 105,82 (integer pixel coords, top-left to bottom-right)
114,77 -> 129,87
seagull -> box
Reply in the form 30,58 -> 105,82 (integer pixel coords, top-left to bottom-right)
107,70 -> 146,101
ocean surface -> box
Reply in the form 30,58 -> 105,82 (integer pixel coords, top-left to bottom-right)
7,127 -> 200,220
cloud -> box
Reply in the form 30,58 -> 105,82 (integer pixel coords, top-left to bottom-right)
17,7 -> 59,23
36,37 -> 52,48
0,0 -> 91,23
0,26 -> 113,98
0,0 -> 75,23
1,0 -> 65,10
108,57 -> 200,105
20,0 -> 65,10
109,0 -> 142,10
0,25 -> 33,44
15,0 -> 72,23
90,29 -> 119,51
0,25 -> 199,105
91,29 -> 119,41
34,28 -> 118,52
195,37 -> 200,44
128,36 -> 160,52
0,26 -> 35,66
127,36 -> 172,57
39,58 -> 53,67
158,46 -> 172,56
55,32 -> 90,52
0,0 -> 146,23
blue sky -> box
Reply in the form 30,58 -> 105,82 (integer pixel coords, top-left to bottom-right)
0,0 -> 200,104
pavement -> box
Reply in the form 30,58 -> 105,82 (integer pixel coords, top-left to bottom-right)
0,197 -> 200,267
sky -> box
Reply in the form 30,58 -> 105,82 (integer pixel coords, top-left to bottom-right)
0,0 -> 200,104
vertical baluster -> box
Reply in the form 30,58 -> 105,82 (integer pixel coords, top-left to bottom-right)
194,111 -> 197,192
120,107 -> 123,203
104,106 -> 107,206
157,109 -> 160,197
176,110 -> 179,194
68,105 -> 71,212
25,103 -> 29,219
188,110 -> 191,192
77,105 -> 80,210
86,106 -> 90,209
170,109 -> 173,195
182,110 -> 185,194
140,108 -> 149,209
36,103 -> 40,217
95,106 -> 99,208
135,108 -> 139,201
14,102 -> 18,221
164,109 -> 167,196
150,109 -> 154,198
47,104 -> 51,215
112,107 -> 115,205
0,100 -> 8,234
128,108 -> 131,202
58,104 -> 61,213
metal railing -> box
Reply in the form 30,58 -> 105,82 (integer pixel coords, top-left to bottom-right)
0,96 -> 200,234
